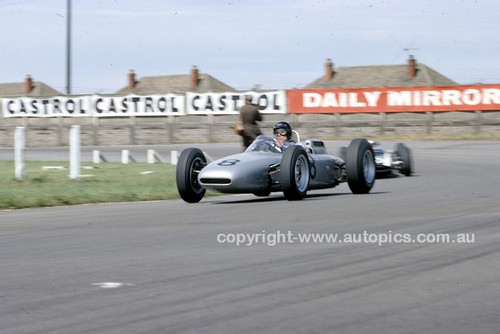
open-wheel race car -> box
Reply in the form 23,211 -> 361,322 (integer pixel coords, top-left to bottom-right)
371,141 -> 413,176
339,141 -> 413,177
176,133 -> 376,203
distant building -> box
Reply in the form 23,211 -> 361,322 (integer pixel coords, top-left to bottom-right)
115,66 -> 236,95
0,58 -> 458,97
305,56 -> 457,89
0,75 -> 61,97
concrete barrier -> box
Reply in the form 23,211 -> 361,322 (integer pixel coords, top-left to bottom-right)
1,111 -> 499,147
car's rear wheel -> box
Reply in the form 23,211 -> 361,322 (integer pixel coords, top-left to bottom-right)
281,145 -> 310,200
346,138 -> 376,194
395,143 -> 412,176
176,148 -> 206,203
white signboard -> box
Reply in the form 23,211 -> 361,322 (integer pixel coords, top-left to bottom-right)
186,91 -> 286,114
1,94 -> 186,117
2,96 -> 92,117
1,91 -> 286,117
91,94 -> 185,116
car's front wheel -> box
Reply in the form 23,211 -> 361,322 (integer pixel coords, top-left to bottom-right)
346,138 -> 376,194
395,143 -> 413,176
281,145 -> 310,200
176,148 -> 206,203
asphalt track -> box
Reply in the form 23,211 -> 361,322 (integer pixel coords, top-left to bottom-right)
1,141 -> 499,333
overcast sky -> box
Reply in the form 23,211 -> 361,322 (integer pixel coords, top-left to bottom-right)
1,0 -> 498,94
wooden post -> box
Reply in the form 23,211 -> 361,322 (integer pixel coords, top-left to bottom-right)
335,113 -> 341,137
379,112 -> 387,135
167,116 -> 174,144
426,111 -> 434,134
130,116 -> 136,145
93,117 -> 99,146
23,117 -> 29,147
57,117 -> 63,146
475,110 -> 482,134
207,114 -> 215,142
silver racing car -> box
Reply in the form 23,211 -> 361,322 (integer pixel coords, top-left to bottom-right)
370,141 -> 413,176
176,134 -> 376,202
339,141 -> 413,177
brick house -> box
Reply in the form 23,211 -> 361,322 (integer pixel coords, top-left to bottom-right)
305,56 -> 457,89
0,75 -> 61,97
115,66 -> 236,94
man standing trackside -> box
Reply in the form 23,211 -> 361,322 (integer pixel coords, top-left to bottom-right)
238,95 -> 263,149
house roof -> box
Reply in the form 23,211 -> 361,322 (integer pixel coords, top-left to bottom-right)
0,80 -> 62,97
305,61 -> 458,89
115,72 -> 236,95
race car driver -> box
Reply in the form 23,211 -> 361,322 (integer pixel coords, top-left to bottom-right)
272,121 -> 293,152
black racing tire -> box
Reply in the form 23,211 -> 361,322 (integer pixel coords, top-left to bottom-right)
176,148 -> 207,203
395,143 -> 405,153
346,138 -> 376,194
280,145 -> 310,200
395,143 -> 412,176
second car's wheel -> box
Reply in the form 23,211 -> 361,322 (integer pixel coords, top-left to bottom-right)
280,145 -> 310,200
395,143 -> 412,176
338,146 -> 347,162
176,148 -> 207,203
346,138 -> 376,194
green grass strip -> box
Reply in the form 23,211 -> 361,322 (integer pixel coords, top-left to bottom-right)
0,161 -> 183,209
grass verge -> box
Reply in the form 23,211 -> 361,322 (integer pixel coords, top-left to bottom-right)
0,161 -> 183,210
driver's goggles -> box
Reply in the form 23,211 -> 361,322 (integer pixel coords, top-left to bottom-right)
274,129 -> 287,136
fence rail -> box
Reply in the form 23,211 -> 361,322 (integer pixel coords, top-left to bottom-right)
1,111 -> 499,147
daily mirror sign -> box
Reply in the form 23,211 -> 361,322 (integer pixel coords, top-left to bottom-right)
2,94 -> 185,117
288,85 -> 500,113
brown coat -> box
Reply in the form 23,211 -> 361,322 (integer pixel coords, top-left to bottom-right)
239,103 -> 263,148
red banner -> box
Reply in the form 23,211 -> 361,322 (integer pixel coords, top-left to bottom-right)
287,84 -> 500,114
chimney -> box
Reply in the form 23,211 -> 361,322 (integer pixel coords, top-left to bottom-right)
128,70 -> 136,90
25,75 -> 33,94
324,58 -> 334,82
191,65 -> 199,89
407,55 -> 416,80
